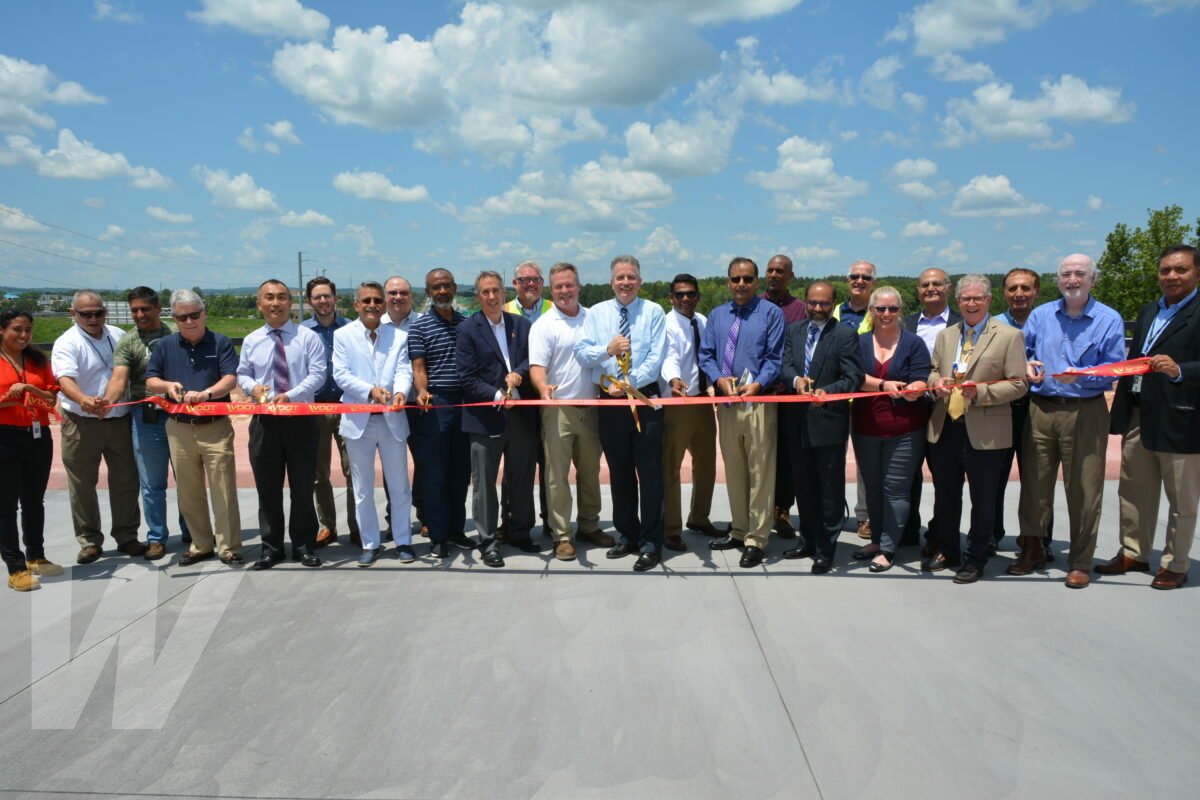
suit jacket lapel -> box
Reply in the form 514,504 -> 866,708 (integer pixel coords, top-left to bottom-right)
1151,297 -> 1199,353
480,312 -> 506,365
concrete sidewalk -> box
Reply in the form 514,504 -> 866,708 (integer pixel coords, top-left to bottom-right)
0,476 -> 1195,799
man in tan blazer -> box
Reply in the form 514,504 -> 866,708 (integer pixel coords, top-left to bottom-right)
923,274 -> 1028,583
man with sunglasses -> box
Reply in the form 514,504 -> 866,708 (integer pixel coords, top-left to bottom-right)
382,276 -> 423,542
145,290 -> 244,566
660,273 -> 720,552
102,287 -> 189,560
701,258 -> 786,568
835,260 -> 878,542
761,254 -> 806,541
54,290 -> 145,564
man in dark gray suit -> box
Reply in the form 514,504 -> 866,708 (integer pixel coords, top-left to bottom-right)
779,281 -> 864,572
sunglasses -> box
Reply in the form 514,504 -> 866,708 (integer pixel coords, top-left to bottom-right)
873,305 -> 900,314
848,274 -> 875,283
728,275 -> 755,285
74,309 -> 107,319
672,290 -> 699,300
918,280 -> 946,289
357,298 -> 384,307
172,310 -> 203,321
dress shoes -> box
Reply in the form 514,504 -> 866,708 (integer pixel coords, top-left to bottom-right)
781,544 -> 814,560
577,529 -> 615,547
314,528 -> 337,548
511,539 -> 541,553
920,537 -> 938,559
633,552 -> 661,572
1007,536 -> 1046,576
868,553 -> 894,573
219,553 -> 244,565
1094,553 -> 1151,575
952,566 -> 982,584
357,548 -> 380,567
251,552 -> 286,571
921,552 -> 961,572
856,520 -> 872,540
853,545 -> 881,561
606,543 -> 635,559
709,535 -> 745,551
773,509 -> 796,539
430,542 -> 450,559
295,548 -> 321,568
554,541 -> 576,561
664,534 -> 687,552
1065,569 -> 1090,588
811,558 -> 833,574
1151,568 -> 1188,590
395,545 -> 416,563
117,540 -> 147,557
482,550 -> 505,568
686,521 -> 727,538
144,542 -> 167,561
76,545 -> 102,565
739,546 -> 764,568
448,532 -> 476,550
178,550 -> 215,566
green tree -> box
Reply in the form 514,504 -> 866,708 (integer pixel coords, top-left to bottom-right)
1096,205 -> 1199,319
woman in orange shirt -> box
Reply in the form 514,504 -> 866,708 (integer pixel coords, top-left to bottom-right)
0,310 -> 61,591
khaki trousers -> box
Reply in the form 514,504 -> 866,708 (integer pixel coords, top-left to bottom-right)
1017,395 -> 1109,571
662,403 -> 716,534
166,417 -> 243,558
60,411 -> 141,548
1116,409 -> 1200,573
717,402 -> 777,549
540,406 -> 603,542
313,413 -> 358,536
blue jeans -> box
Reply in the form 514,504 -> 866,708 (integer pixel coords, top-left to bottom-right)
132,410 -> 188,543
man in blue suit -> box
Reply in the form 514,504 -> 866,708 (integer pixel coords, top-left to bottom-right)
457,271 -> 539,568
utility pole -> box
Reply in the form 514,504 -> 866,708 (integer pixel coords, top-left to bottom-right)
297,251 -> 318,321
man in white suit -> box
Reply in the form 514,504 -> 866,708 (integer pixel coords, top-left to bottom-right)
332,281 -> 414,567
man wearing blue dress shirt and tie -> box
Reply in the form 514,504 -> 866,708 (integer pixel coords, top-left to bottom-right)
237,280 -> 328,570
574,255 -> 667,572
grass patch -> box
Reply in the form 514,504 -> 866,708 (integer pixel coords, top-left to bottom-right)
35,316 -> 263,347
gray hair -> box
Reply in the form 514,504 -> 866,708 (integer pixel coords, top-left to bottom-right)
610,255 -> 641,276
869,285 -> 903,309
514,260 -> 541,278
71,289 -> 102,309
549,262 -> 579,283
848,260 -> 876,278
170,288 -> 205,312
475,270 -> 504,292
956,274 -> 991,299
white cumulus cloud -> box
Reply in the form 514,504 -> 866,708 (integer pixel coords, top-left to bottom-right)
191,165 -> 280,212
929,53 -> 995,82
278,209 -> 335,227
947,174 -> 1049,218
624,113 -> 736,178
332,171 -> 431,203
0,54 -> 106,133
901,220 -> 949,238
747,136 -> 868,221
900,0 -> 1053,57
0,204 -> 49,232
92,1 -> 142,23
832,216 -> 881,232
188,0 -> 329,40
146,206 -> 194,224
1,129 -> 173,189
98,224 -> 124,242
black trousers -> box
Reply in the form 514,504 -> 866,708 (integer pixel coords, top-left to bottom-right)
773,425 -> 793,514
927,420 -> 1008,570
598,387 -> 664,555
249,415 -> 319,558
790,440 -> 846,562
0,425 -> 52,574
411,390 -> 470,544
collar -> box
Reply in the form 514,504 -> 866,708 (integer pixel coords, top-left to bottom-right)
920,305 -> 950,323
1159,287 -> 1199,311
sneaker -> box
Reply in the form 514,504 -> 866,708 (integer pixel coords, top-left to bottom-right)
396,545 -> 416,563
144,542 -> 167,561
554,541 -> 576,562
8,570 -> 40,591
448,532 -> 476,549
25,558 -> 64,577
357,548 -> 380,567
76,545 -> 102,564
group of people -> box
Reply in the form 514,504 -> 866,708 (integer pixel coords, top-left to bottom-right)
2,245 -> 1197,592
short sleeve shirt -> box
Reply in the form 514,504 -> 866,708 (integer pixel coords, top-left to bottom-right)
113,322 -> 176,400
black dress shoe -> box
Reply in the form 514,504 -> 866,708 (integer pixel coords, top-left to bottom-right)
606,543 -> 635,559
482,550 -> 505,568
511,539 -> 541,553
953,566 -> 983,584
853,545 -> 881,560
179,550 -> 215,566
811,558 -> 833,574
781,544 -> 814,560
430,542 -> 450,559
299,552 -> 321,568
251,552 -> 285,571
709,535 -> 744,551
921,552 -> 962,572
448,532 -> 476,549
739,546 -> 764,568
633,552 -> 660,571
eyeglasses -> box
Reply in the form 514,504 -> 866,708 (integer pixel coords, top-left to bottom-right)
873,305 -> 900,314
918,280 -> 946,289
357,298 -> 384,307
806,300 -> 833,308
848,274 -> 875,283
172,310 -> 203,321
672,290 -> 699,300
515,276 -> 543,285
728,275 -> 755,285
958,296 -> 988,305
74,309 -> 107,319
386,290 -> 411,297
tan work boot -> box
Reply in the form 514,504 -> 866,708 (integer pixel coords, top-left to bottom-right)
26,558 -> 64,577
8,570 -> 40,591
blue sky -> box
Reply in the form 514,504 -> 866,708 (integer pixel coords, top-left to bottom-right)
0,0 -> 1194,291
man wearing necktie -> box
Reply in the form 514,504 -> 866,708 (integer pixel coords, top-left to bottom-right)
778,281 -> 863,573
574,255 -> 667,572
924,274 -> 1027,584
237,280 -> 328,570
660,273 -> 721,552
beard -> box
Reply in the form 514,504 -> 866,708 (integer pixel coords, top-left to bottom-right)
432,299 -> 454,310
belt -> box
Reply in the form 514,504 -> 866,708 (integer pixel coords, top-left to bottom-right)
1033,394 -> 1103,406
172,415 -> 219,425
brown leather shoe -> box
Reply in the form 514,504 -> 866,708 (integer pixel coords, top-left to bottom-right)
1094,553 -> 1150,575
1007,536 -> 1046,576
76,545 -> 102,564
857,520 -> 872,540
554,541 -> 576,562
686,521 -> 727,538
664,534 -> 687,552
143,542 -> 167,561
314,528 -> 337,548
1151,568 -> 1188,590
1065,569 -> 1090,588
773,508 -> 796,539
577,529 -> 615,547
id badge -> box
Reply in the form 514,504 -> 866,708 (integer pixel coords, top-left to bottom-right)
31,420 -> 41,439
1132,375 -> 1142,394
952,361 -> 967,376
